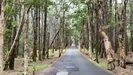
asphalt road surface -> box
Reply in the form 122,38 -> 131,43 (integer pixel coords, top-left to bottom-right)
43,46 -> 115,75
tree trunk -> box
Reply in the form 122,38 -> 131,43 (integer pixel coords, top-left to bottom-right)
9,25 -> 17,70
108,0 -> 113,46
123,0 -> 128,56
46,32 -> 50,59
131,29 -> 133,52
48,24 -> 63,49
114,0 -> 118,53
90,3 -> 94,53
61,10 -> 65,49
85,22 -> 89,50
4,5 -> 30,70
102,0 -> 109,58
38,6 -> 42,61
0,0 -> 5,72
130,4 -> 133,52
95,5 -> 99,63
117,0 -> 128,68
24,8 -> 29,75
42,0 -> 48,59
32,8 -> 38,62
117,13 -> 126,68
97,0 -> 115,70
9,2 -> 20,69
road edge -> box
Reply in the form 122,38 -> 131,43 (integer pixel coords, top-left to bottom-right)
77,49 -> 116,75
40,48 -> 69,75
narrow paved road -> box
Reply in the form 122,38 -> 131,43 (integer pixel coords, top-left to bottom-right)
43,46 -> 115,75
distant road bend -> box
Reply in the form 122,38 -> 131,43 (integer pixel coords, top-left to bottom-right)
43,46 -> 115,75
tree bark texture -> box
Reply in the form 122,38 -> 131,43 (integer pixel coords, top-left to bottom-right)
42,0 -> 48,59
4,5 -> 30,70
97,0 -> 115,70
0,0 -> 5,72
24,9 -> 29,75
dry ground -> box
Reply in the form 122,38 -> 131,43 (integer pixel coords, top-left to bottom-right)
2,49 -> 67,75
81,50 -> 133,75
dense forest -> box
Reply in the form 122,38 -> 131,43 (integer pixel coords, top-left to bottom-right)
0,0 -> 133,75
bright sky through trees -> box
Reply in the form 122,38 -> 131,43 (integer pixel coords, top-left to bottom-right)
117,0 -> 122,3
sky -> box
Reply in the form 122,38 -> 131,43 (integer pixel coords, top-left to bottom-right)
117,0 -> 122,3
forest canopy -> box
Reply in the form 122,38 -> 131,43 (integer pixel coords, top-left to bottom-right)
0,0 -> 133,75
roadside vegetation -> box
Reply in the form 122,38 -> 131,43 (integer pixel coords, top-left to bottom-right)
0,0 -> 133,75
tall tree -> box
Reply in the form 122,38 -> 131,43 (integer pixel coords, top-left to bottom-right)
9,17 -> 17,70
23,5 -> 29,75
32,7 -> 38,62
117,0 -> 128,68
42,0 -> 48,59
114,0 -> 118,53
0,0 -> 5,72
123,0 -> 128,55
9,2 -> 18,69
130,4 -> 133,52
96,0 -> 115,70
38,6 -> 41,60
4,4 -> 30,70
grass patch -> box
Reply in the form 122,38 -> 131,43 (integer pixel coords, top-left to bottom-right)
81,49 -> 95,54
98,62 -> 107,68
15,58 -> 32,62
15,58 -> 24,61
28,64 -> 48,72
84,49 -> 89,53
49,49 -> 55,58
49,49 -> 54,52
81,49 -> 89,53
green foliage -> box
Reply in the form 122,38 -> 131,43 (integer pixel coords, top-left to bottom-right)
69,0 -> 85,5
4,27 -> 11,36
66,2 -> 88,41
28,64 -> 48,72
81,49 -> 95,54
103,24 -> 114,29
98,62 -> 107,68
5,4 -> 12,17
12,21 -> 18,27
